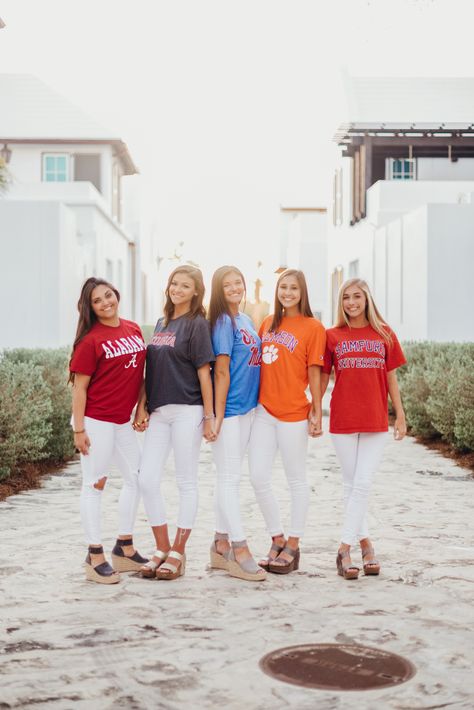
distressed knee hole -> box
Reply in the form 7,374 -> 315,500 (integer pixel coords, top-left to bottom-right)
93,476 -> 107,491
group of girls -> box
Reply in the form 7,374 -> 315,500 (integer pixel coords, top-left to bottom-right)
69,265 -> 406,585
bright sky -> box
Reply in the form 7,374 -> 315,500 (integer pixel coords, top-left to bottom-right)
1,0 -> 473,286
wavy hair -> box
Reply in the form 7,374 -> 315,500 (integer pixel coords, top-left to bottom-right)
336,278 -> 392,344
270,269 -> 313,332
68,277 -> 120,383
163,265 -> 206,326
208,265 -> 246,330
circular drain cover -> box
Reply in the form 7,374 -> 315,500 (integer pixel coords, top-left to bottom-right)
260,643 -> 416,691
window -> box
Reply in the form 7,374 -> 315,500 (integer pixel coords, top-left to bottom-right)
43,154 -> 69,182
387,158 -> 416,180
349,259 -> 359,278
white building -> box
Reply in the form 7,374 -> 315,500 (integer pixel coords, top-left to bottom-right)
0,74 -> 155,349
328,77 -> 474,341
278,207 -> 328,322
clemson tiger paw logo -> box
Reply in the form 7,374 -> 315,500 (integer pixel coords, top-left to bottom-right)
262,344 -> 279,364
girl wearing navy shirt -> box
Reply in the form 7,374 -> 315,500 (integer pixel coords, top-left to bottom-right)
208,266 -> 266,582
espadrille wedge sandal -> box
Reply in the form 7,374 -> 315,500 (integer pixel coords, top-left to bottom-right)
209,532 -> 230,570
155,550 -> 186,581
84,546 -> 120,585
227,542 -> 267,582
111,538 -> 149,572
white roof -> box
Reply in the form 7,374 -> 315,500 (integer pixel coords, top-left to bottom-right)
343,76 -> 474,123
0,74 -> 118,140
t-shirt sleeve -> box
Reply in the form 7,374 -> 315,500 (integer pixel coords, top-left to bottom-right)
306,321 -> 327,367
189,317 -> 215,368
385,330 -> 407,371
69,337 -> 97,376
212,315 -> 234,357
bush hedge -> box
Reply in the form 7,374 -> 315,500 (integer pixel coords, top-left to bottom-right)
398,342 -> 474,452
0,348 -> 73,480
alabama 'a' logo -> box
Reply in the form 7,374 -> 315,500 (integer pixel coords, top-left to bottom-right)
125,353 -> 138,369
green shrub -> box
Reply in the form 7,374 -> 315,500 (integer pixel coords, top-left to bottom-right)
398,343 -> 438,438
451,347 -> 474,451
0,359 -> 53,476
2,348 -> 74,461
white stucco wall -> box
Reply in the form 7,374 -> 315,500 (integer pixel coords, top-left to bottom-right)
417,158 -> 474,181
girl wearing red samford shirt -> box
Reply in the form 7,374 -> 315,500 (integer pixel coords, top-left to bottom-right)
321,278 -> 406,581
69,278 -> 148,585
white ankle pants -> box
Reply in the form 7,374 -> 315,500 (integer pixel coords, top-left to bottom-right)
248,404 -> 310,538
139,404 -> 203,529
79,416 -> 141,545
212,410 -> 253,542
331,432 -> 387,546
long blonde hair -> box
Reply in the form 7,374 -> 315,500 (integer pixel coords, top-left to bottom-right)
336,278 -> 392,345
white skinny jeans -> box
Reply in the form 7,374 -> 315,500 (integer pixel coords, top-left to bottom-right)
331,432 -> 387,546
248,404 -> 310,538
139,404 -> 203,529
79,416 -> 141,546
212,410 -> 253,542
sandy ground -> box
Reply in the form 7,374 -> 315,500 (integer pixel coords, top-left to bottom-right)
1,417 -> 474,710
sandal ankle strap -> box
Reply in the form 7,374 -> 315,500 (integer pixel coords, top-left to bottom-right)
167,550 -> 184,561
88,545 -> 104,554
281,546 -> 299,558
115,537 -> 133,547
214,532 -> 229,541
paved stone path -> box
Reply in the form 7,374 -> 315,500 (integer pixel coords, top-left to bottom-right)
1,419 -> 474,709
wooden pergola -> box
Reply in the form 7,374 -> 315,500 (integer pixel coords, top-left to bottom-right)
334,122 -> 474,224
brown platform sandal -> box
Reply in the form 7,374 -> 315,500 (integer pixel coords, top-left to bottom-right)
139,549 -> 168,578
84,545 -> 120,585
361,545 -> 380,576
210,532 -> 230,571
111,537 -> 149,572
259,537 -> 286,571
268,546 -> 300,575
336,550 -> 359,580
156,550 -> 186,581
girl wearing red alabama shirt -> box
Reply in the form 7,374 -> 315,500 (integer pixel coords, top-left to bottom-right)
321,278 -> 406,580
69,277 -> 148,584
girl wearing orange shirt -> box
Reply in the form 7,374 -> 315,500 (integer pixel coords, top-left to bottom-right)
321,278 -> 406,580
248,269 -> 326,574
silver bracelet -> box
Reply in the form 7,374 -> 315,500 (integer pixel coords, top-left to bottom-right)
200,414 -> 215,424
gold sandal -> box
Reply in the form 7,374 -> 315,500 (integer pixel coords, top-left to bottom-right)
139,549 -> 168,578
155,550 -> 186,581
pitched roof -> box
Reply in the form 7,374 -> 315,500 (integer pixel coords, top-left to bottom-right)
0,74 -> 137,174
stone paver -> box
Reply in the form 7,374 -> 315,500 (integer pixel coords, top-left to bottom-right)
1,419 -> 474,709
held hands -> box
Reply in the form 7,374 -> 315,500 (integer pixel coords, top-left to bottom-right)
393,413 -> 407,441
133,405 -> 149,433
308,407 -> 323,438
203,416 -> 218,443
74,431 -> 91,456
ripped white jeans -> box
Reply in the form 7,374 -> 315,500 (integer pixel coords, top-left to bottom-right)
79,416 -> 141,545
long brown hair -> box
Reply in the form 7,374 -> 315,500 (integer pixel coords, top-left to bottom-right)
208,265 -> 246,330
270,269 -> 313,332
68,277 -> 120,383
336,278 -> 392,345
163,265 -> 206,326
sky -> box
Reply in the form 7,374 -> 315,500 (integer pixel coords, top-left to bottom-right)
1,0 -> 474,288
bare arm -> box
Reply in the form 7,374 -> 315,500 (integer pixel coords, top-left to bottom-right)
387,369 -> 406,440
197,363 -> 216,442
213,355 -> 230,436
320,371 -> 330,397
133,380 -> 149,432
72,373 -> 91,455
308,365 -> 323,437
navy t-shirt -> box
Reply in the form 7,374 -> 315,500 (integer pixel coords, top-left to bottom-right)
145,314 -> 214,412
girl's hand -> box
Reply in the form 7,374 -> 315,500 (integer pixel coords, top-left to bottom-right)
133,405 -> 149,432
308,408 -> 323,438
74,431 -> 91,456
394,414 -> 407,441
203,417 -> 217,443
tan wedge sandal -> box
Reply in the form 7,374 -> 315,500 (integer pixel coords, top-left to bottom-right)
336,550 -> 359,580
155,550 -> 186,581
210,532 -> 230,570
111,537 -> 149,573
227,542 -> 267,582
84,545 -> 120,585
139,549 -> 168,578
361,544 -> 381,576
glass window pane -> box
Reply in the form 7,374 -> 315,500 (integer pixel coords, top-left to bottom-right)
45,156 -> 54,170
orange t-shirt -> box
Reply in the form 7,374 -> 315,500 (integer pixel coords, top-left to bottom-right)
258,315 -> 326,422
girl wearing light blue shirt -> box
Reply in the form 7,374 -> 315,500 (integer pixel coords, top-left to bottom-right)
208,266 -> 266,582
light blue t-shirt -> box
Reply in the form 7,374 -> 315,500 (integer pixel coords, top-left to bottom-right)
212,312 -> 261,417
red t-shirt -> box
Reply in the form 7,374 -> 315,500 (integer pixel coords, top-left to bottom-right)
323,324 -> 406,434
69,319 -> 146,424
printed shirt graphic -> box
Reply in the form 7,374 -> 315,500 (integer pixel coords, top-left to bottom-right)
323,324 -> 406,434
146,314 -> 215,412
69,319 -> 146,424
258,314 -> 326,422
212,312 -> 261,417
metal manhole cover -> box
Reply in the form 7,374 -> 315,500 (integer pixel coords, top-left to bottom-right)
259,643 -> 416,691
